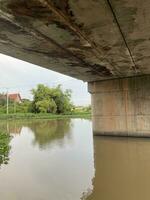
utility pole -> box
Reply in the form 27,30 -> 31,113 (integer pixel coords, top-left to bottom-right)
6,90 -> 9,115
14,101 -> 16,114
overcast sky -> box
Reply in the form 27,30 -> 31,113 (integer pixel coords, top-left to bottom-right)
0,54 -> 91,106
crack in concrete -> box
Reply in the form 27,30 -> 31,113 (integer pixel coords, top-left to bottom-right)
37,0 -> 119,76
106,0 -> 141,74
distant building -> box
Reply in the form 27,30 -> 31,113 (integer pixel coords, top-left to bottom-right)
0,93 -> 22,104
8,93 -> 22,103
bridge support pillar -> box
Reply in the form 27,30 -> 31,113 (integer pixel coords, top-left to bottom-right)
88,75 -> 150,137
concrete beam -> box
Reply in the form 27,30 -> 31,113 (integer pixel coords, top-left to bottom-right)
0,0 -> 149,81
88,75 -> 150,137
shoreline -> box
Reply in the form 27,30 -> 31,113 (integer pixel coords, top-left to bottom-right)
0,113 -> 91,120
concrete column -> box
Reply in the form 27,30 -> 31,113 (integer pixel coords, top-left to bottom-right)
88,75 -> 150,137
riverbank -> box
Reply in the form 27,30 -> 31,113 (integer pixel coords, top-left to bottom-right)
0,113 -> 91,120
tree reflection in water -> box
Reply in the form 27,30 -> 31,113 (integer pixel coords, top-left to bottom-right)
29,119 -> 72,149
0,119 -> 94,200
0,119 -> 72,149
0,132 -> 11,166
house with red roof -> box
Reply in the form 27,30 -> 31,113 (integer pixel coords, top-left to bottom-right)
8,93 -> 22,103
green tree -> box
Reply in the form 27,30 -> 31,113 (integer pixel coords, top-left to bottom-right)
35,99 -> 56,113
52,85 -> 72,114
16,99 -> 32,113
31,84 -> 73,114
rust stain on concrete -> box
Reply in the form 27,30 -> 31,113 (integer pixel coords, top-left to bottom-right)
0,0 -> 149,81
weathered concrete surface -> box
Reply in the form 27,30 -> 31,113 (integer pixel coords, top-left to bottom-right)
89,75 -> 150,136
1,1 -> 150,136
0,0 -> 150,81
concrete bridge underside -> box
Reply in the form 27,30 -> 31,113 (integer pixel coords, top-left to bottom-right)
0,0 -> 150,136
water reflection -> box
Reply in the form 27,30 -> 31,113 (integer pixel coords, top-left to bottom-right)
1,119 -> 150,200
29,120 -> 72,149
0,119 -> 72,149
0,119 -> 94,200
88,136 -> 150,200
0,120 -> 23,135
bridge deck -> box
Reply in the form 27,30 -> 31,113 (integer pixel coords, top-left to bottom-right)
0,0 -> 149,81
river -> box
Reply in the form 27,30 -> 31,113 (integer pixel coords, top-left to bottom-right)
0,118 -> 150,200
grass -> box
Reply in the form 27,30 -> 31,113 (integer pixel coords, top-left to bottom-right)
0,132 -> 11,165
0,112 -> 91,120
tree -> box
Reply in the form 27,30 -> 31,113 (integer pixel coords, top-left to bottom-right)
16,99 -> 32,113
51,85 -> 72,114
35,99 -> 56,113
31,84 -> 73,114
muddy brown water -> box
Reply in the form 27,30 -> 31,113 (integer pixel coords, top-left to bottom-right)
0,118 -> 150,200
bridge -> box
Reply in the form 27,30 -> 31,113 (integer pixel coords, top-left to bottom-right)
0,0 -> 150,136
